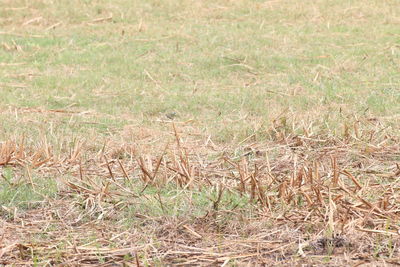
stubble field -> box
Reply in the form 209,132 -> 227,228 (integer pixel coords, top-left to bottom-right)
1,0 -> 400,265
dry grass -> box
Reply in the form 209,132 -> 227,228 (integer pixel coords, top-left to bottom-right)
1,0 -> 400,142
1,0 -> 400,265
1,116 -> 400,266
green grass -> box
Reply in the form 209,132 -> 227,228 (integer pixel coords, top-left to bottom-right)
66,176 -> 255,227
0,167 -> 58,214
125,184 -> 253,218
1,1 -> 400,264
1,0 -> 399,143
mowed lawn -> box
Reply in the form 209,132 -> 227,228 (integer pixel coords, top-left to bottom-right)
1,0 -> 400,266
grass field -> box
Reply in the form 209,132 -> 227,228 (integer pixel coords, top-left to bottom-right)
1,0 -> 400,265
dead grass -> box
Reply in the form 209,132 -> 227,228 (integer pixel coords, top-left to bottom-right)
1,0 -> 400,265
1,0 -> 399,142
1,116 -> 400,266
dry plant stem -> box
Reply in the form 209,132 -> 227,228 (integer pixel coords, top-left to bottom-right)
0,94 -> 399,266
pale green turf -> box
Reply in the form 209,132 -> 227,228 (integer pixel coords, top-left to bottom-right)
0,167 -> 58,214
1,0 -> 399,142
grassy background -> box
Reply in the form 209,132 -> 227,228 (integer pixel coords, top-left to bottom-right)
1,0 -> 399,142
1,1 -> 400,265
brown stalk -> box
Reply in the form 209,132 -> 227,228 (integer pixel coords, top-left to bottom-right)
151,142 -> 169,181
137,157 -> 152,183
213,185 -> 224,211
307,166 -> 313,185
341,170 -> 362,190
313,186 -> 323,205
135,252 -> 141,267
79,159 -> 84,181
254,165 -> 266,205
70,139 -> 82,162
278,181 -> 287,200
179,160 -> 193,186
250,173 -> 256,201
237,159 -> 248,193
314,161 -> 320,184
295,167 -> 304,187
17,134 -> 25,160
117,159 -> 129,181
331,156 -> 339,186
300,189 -> 313,206
104,155 -> 115,181
26,165 -> 35,190
172,123 -> 181,149
0,141 -> 13,166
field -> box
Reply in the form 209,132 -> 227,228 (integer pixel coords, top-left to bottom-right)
1,0 -> 400,265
